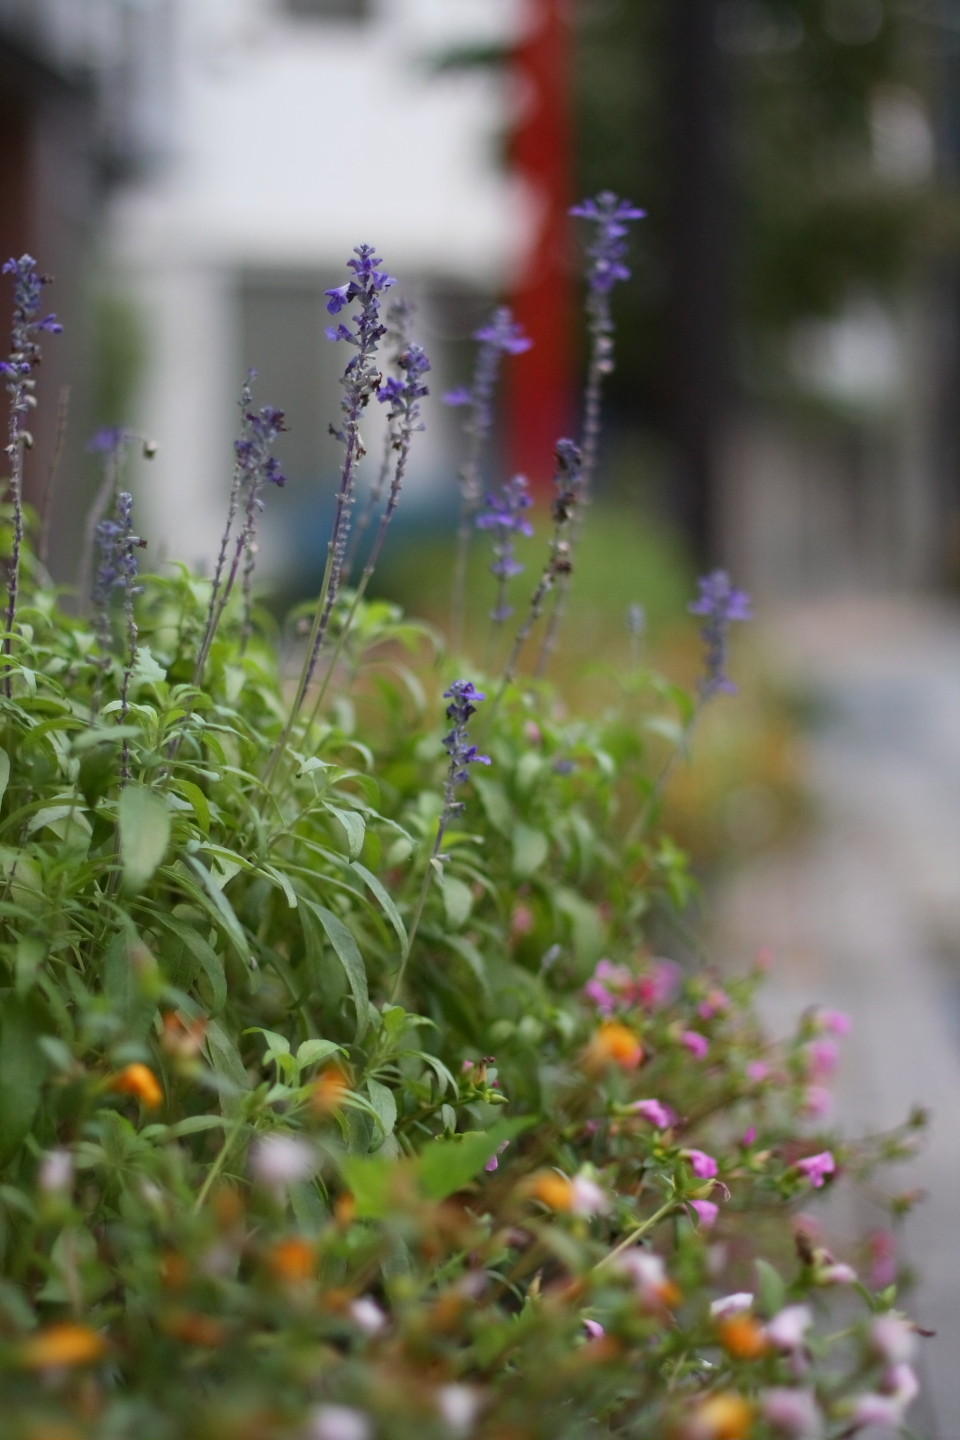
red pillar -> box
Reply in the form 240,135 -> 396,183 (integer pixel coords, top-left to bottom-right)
506,0 -> 576,499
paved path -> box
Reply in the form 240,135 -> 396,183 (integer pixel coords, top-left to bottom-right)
710,599 -> 960,1440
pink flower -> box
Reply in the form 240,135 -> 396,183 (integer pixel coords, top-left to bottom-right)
804,1038 -> 838,1081
710,1292 -> 753,1319
436,1384 -> 482,1437
796,1151 -> 835,1188
850,1394 -> 904,1426
868,1230 -> 897,1291
871,1313 -> 916,1365
884,1362 -> 919,1408
312,1408 -> 371,1440
349,1296 -> 387,1334
817,1008 -> 851,1036
685,1148 -> 718,1179
759,1388 -> 821,1437
802,1086 -> 832,1119
582,1319 -> 605,1339
819,1261 -> 856,1285
616,1250 -> 675,1305
633,1098 -> 674,1128
697,988 -> 729,1020
571,1172 -> 609,1216
682,1031 -> 709,1059
766,1305 -> 812,1351
510,905 -> 534,937
485,1142 -> 509,1173
583,959 -> 633,1014
746,1060 -> 769,1083
688,1199 -> 718,1229
740,1125 -> 757,1147
635,958 -> 681,1008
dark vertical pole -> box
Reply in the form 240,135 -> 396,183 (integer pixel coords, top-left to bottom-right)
935,6 -> 960,584
506,0 -> 576,500
664,0 -> 729,564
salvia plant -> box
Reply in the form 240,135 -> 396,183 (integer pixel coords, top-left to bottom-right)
0,225 -> 926,1440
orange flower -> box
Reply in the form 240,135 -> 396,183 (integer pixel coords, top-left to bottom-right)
334,1192 -> 356,1226
716,1315 -> 768,1360
160,1251 -> 188,1290
109,1062 -> 163,1109
582,1022 -> 644,1074
160,1010 -> 206,1059
687,1394 -> 753,1440
19,1324 -> 106,1370
164,1311 -> 227,1347
311,1066 -> 349,1116
526,1171 -> 574,1211
268,1236 -> 316,1282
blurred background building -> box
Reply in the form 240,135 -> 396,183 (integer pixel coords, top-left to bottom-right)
3,0 -> 960,599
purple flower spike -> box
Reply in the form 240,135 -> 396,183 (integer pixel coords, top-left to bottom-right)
441,679 -> 491,807
477,474 -> 533,622
689,569 -> 751,699
570,192 -> 646,296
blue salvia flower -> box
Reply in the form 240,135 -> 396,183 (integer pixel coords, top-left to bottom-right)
446,306 -> 532,647
193,372 -> 286,684
92,492 -> 146,771
441,680 -> 490,818
476,474 -> 533,622
298,245 -> 395,694
1,255 -> 61,690
688,569 -> 752,698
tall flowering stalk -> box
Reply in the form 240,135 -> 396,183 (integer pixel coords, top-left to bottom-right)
192,375 -> 287,687
476,473 -> 533,624
536,194 -> 644,675
1,256 -> 60,693
92,491 -> 144,780
391,680 -> 489,1000
486,440 -> 583,725
308,341 -> 430,720
447,307 -> 531,651
266,245 -> 393,782
344,296 -> 417,581
627,569 -> 751,843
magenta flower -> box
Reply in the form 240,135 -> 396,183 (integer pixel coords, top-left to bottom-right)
685,1149 -> 718,1180
746,1059 -> 769,1083
633,1099 -> 674,1129
817,1008 -> 851,1036
688,1199 -> 718,1229
804,1038 -> 838,1081
485,1141 -> 509,1173
682,1031 -> 708,1060
796,1151 -> 835,1188
740,1125 -> 757,1148
582,1318 -> 605,1340
635,958 -> 681,1008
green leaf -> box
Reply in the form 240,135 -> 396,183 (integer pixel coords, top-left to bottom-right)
119,785 -> 171,893
339,1153 -> 394,1219
296,1038 -> 343,1070
172,780 -> 210,835
442,874 -> 474,929
472,776 -> 513,836
261,862 -> 298,910
204,1019 -> 251,1117
512,823 -> 549,879
0,748 -> 10,810
0,997 -> 46,1164
184,856 -> 249,965
165,1115 -> 229,1139
755,1258 -> 787,1317
417,1117 -> 534,1201
367,1078 -> 397,1140
301,900 -> 369,1041
152,912 -> 227,1015
326,804 -> 366,860
351,861 -> 407,950
130,645 -> 167,691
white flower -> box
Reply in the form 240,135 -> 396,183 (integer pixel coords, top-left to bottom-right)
38,1148 -> 73,1194
709,1292 -> 753,1319
349,1297 -> 387,1335
766,1304 -> 813,1351
570,1172 -> 609,1216
435,1384 -> 482,1437
250,1134 -> 316,1192
311,1406 -> 371,1440
871,1313 -> 916,1366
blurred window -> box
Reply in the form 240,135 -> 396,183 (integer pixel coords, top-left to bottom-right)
281,0 -> 372,20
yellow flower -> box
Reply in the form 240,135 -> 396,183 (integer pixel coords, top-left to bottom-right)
19,1323 -> 106,1369
311,1066 -> 349,1116
268,1236 -> 316,1282
109,1062 -> 163,1109
526,1171 -> 575,1211
687,1393 -> 753,1440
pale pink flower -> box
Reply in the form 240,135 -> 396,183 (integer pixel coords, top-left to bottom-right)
710,1292 -> 753,1319
871,1313 -> 916,1366
571,1172 -> 609,1216
817,1259 -> 856,1286
688,1199 -> 718,1229
312,1408 -> 371,1440
796,1151 -> 835,1188
802,1086 -> 832,1119
38,1148 -> 73,1195
436,1384 -> 482,1437
349,1297 -> 387,1334
746,1060 -> 769,1083
635,958 -> 681,1008
850,1393 -> 904,1426
884,1362 -> 919,1408
685,1148 -> 718,1179
682,1031 -> 709,1059
766,1305 -> 812,1351
485,1141 -> 509,1173
804,1039 -> 838,1081
867,1230 -> 897,1290
759,1388 -> 822,1438
633,1098 -> 674,1128
250,1134 -> 316,1193
817,1008 -> 851,1036
616,1249 -> 672,1304
582,1318 -> 605,1339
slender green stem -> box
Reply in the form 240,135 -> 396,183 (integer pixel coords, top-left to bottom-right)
193,1112 -> 249,1214
390,818 -> 447,1002
593,1197 -> 678,1270
263,547 -> 336,789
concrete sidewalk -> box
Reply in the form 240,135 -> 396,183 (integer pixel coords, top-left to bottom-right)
710,599 -> 960,1440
